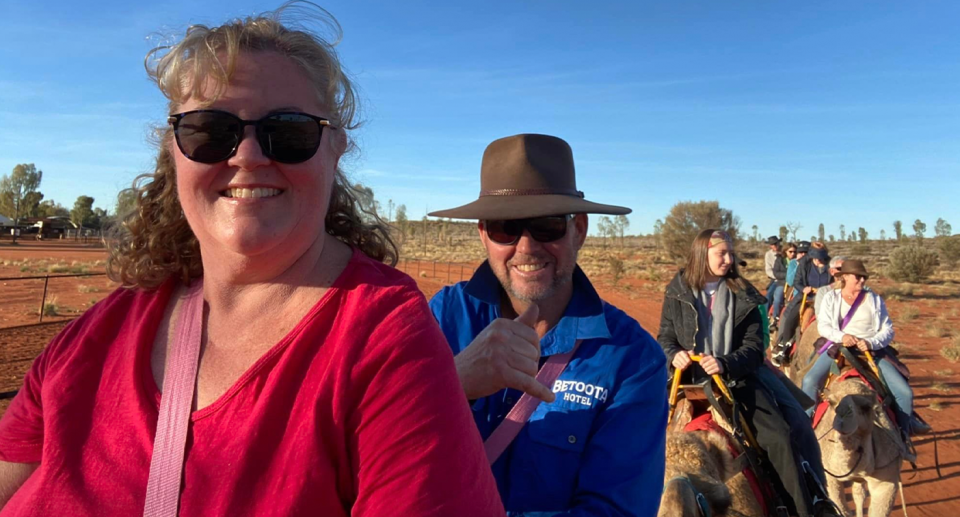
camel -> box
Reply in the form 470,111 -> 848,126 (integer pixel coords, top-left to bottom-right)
815,376 -> 904,517
784,317 -> 822,387
660,427 -> 765,517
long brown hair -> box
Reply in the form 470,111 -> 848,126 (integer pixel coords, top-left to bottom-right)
107,2 -> 397,289
681,229 -> 745,292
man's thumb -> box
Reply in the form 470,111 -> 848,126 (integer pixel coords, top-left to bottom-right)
515,303 -> 539,327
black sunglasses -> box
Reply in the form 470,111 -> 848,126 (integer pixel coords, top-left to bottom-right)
168,109 -> 337,164
484,215 -> 573,246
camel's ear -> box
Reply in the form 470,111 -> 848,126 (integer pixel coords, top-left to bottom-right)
689,473 -> 732,515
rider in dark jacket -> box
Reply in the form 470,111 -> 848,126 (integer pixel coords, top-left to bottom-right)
658,230 -> 829,517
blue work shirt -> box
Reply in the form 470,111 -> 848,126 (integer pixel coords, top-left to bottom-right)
429,262 -> 668,517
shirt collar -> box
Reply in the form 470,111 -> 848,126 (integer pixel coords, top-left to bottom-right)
465,261 -> 611,356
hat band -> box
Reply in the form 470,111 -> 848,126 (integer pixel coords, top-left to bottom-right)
479,188 -> 585,198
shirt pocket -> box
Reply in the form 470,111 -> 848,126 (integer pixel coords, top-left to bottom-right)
507,407 -> 595,511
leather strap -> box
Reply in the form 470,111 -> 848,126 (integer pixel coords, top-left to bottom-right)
483,340 -> 582,465
143,280 -> 205,517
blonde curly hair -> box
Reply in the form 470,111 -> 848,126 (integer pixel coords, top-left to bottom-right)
108,2 -> 396,289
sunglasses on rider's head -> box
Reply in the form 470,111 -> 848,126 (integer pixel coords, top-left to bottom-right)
484,215 -> 574,246
168,110 -> 337,164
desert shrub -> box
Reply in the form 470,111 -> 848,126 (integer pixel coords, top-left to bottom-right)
661,200 -> 740,262
939,236 -> 960,268
852,244 -> 871,256
925,322 -> 950,338
40,296 -> 60,317
608,256 -> 624,286
886,245 -> 938,283
897,305 -> 920,322
929,400 -> 943,411
941,337 -> 960,363
48,264 -> 69,274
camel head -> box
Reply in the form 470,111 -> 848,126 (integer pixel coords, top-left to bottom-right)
659,431 -> 733,517
823,378 -> 877,437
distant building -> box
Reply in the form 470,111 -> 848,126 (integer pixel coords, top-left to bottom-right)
0,215 -> 13,228
24,217 -> 78,239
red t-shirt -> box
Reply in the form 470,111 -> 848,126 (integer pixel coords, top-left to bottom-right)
0,250 -> 504,517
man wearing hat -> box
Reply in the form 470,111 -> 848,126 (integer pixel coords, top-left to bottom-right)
428,134 -> 667,515
773,246 -> 834,364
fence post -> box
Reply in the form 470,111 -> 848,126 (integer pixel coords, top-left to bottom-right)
38,276 -> 50,323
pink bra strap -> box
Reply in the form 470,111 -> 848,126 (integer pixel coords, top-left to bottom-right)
143,280 -> 205,517
483,339 -> 583,465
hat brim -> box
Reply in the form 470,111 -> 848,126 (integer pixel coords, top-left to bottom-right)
428,194 -> 631,220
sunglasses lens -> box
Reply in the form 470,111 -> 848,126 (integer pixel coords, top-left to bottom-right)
258,113 -> 322,164
485,216 -> 569,245
485,220 -> 521,245
174,111 -> 241,163
527,216 -> 569,242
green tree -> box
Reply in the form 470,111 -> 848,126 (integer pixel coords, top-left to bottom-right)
0,163 -> 43,243
893,220 -> 903,241
71,195 -> 96,232
839,224 -> 846,241
913,219 -> 926,242
395,204 -> 408,243
653,219 -> 664,250
386,199 -> 395,223
751,225 -> 758,242
829,234 -> 835,242
36,200 -> 69,219
661,200 -> 740,261
115,189 -> 138,219
935,218 -> 952,238
880,229 -> 886,241
614,215 -> 630,248
818,223 -> 825,242
858,227 -> 868,243
597,216 -> 613,249
778,225 -> 788,242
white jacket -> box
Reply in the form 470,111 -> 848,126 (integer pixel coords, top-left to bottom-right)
817,288 -> 894,350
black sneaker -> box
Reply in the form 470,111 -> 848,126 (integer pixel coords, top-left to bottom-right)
771,343 -> 790,367
911,415 -> 933,436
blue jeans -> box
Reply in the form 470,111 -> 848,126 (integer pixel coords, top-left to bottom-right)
771,284 -> 785,320
765,279 -> 778,308
802,351 -> 914,432
801,352 -> 835,411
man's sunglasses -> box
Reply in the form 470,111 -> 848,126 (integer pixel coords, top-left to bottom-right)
484,215 -> 573,246
168,109 -> 337,164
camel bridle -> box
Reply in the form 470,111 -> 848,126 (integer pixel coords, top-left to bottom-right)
663,476 -> 711,517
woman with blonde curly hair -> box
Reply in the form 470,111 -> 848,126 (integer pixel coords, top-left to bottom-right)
0,4 -> 503,516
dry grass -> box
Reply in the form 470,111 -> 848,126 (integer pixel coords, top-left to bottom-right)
942,338 -> 960,363
40,295 -> 60,317
934,369 -> 954,377
930,381 -> 952,393
926,322 -> 950,338
929,400 -> 944,412
898,305 -> 920,322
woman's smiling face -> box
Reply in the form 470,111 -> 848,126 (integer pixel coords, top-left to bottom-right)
171,51 -> 345,261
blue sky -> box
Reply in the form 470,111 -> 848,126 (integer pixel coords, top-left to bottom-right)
1,1 -> 958,238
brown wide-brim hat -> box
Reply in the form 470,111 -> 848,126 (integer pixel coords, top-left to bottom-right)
835,259 -> 870,278
428,134 -> 631,220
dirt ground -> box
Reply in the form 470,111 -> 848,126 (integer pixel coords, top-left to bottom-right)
1,243 -> 957,513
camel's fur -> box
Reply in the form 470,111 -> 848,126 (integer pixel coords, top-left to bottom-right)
816,377 -> 904,517
660,430 -> 765,517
